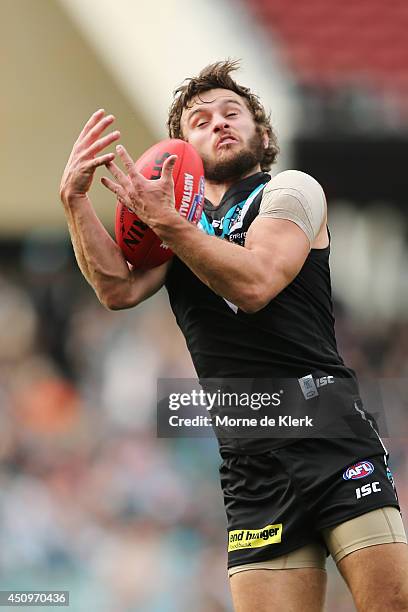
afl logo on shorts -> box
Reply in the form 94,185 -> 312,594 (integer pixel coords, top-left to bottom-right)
343,460 -> 375,481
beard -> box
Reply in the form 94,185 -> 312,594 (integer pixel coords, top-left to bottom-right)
201,127 -> 265,184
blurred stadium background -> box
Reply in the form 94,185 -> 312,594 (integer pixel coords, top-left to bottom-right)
1,0 -> 407,610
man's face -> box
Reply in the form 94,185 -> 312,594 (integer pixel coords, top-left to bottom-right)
180,88 -> 267,183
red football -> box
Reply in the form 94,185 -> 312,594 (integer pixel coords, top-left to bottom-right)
115,139 -> 205,269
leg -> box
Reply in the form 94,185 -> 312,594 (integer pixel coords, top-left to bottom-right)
338,542 -> 408,612
229,543 -> 327,612
220,451 -> 327,611
323,506 -> 408,612
230,567 -> 327,612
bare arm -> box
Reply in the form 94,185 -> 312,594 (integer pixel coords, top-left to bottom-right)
62,193 -> 168,309
100,145 -> 314,313
154,214 -> 310,312
59,110 -> 167,309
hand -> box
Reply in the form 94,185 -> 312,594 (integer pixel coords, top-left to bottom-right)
101,145 -> 179,229
59,109 -> 120,203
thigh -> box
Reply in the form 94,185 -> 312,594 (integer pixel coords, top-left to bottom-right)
322,506 -> 408,612
230,565 -> 327,612
323,506 -> 407,564
337,542 -> 408,612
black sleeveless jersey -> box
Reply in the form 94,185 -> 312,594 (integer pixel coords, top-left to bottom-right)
166,171 -> 354,379
164,172 -> 369,453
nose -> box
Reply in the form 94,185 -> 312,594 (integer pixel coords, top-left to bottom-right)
213,115 -> 230,133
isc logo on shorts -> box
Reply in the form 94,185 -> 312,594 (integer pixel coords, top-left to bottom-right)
343,460 -> 375,481
228,524 -> 282,552
355,481 -> 381,499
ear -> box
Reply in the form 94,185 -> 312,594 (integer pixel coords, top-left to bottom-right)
262,131 -> 269,149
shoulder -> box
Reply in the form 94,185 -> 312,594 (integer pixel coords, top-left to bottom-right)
264,170 -> 325,201
259,170 -> 327,243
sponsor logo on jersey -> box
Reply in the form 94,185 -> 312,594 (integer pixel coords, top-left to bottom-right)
228,524 -> 282,552
298,374 -> 335,400
228,231 -> 246,242
298,374 -> 319,399
315,376 -> 334,387
211,217 -> 224,229
355,481 -> 381,499
211,201 -> 244,237
343,460 -> 375,481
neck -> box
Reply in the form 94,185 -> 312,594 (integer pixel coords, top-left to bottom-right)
204,165 -> 261,208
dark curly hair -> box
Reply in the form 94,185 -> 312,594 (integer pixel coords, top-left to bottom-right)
167,60 -> 279,171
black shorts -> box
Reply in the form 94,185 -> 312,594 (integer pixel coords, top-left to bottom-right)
219,437 -> 401,570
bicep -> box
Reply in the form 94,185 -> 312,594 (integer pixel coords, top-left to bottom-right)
245,216 -> 311,297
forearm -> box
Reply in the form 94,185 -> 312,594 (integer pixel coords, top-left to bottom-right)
154,214 -> 264,311
98,145 -> 310,312
62,194 -> 132,305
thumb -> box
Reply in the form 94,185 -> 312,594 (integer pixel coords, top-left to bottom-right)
161,155 -> 178,181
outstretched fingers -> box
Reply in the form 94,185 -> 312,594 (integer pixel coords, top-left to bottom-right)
115,145 -> 139,180
81,114 -> 116,148
105,160 -> 132,188
85,153 -> 116,171
101,159 -> 134,202
100,176 -> 126,201
86,130 -> 121,157
76,109 -> 105,142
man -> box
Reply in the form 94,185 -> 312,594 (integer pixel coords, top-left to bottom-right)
60,61 -> 408,611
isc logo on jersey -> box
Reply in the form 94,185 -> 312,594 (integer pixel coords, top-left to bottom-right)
343,460 -> 375,481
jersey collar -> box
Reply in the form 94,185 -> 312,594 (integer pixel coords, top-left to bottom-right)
204,171 -> 271,212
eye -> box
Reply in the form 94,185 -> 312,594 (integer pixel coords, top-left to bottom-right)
226,112 -> 238,118
197,121 -> 208,128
